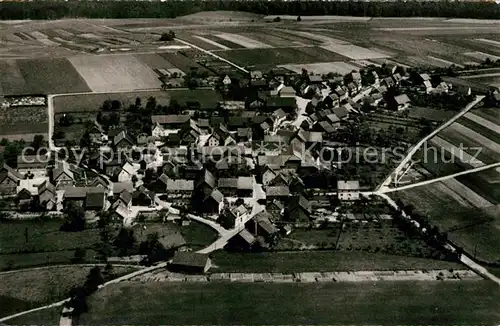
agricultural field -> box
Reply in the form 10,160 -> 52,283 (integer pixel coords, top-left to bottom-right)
0,265 -> 140,317
217,47 -> 346,68
0,220 -> 102,270
279,61 -> 358,75
0,58 -> 91,96
68,54 -> 162,92
211,250 -> 463,273
53,91 -> 170,114
0,105 -> 48,141
77,282 -> 499,325
391,182 -> 500,263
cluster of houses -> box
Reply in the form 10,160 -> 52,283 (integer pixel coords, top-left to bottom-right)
3,63 -> 456,249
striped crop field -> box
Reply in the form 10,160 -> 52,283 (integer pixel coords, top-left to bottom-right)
214,33 -> 272,49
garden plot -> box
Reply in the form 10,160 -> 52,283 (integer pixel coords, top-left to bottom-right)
193,35 -> 230,50
279,62 -> 359,75
464,112 -> 500,135
68,54 -> 162,92
441,178 -> 492,208
464,51 -> 500,62
321,44 -> 390,60
429,136 -> 484,168
214,33 -> 272,49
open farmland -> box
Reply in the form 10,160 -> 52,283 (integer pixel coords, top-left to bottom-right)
214,32 -> 271,49
77,282 -> 499,325
53,90 -> 170,113
217,47 -> 346,68
0,58 -> 91,96
53,89 -> 221,114
68,54 -> 162,92
158,52 -> 215,76
134,53 -> 174,70
0,105 -> 48,140
0,265 -> 139,316
279,61 -> 358,75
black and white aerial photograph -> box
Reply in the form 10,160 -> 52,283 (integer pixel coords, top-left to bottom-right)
0,0 -> 499,325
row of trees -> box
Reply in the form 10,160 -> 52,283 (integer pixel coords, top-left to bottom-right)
2,1 -> 500,20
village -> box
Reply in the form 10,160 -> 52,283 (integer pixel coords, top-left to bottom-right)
1,59 -> 499,274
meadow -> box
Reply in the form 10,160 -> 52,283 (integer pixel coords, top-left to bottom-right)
76,281 -> 499,325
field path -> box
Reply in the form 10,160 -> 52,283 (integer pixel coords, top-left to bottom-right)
377,95 -> 485,191
175,37 -> 249,73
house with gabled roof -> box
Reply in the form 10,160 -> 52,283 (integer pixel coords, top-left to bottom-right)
387,94 -> 411,111
112,162 -> 136,183
53,161 -> 74,189
202,189 -> 224,214
286,195 -> 311,222
37,181 -> 57,210
113,131 -> 135,148
132,186 -> 155,207
247,210 -> 278,238
0,164 -> 21,195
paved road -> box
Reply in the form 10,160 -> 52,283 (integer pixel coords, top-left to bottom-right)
377,95 -> 485,192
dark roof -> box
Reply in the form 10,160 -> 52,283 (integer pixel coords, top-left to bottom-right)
170,252 -> 209,268
196,170 -> 216,189
118,190 -> 133,204
38,180 -> 55,194
85,192 -> 105,210
2,164 -> 22,179
266,97 -> 296,109
206,189 -> 223,203
17,155 -> 48,170
332,106 -> 349,119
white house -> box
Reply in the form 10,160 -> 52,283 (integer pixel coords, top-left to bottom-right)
337,180 -> 360,201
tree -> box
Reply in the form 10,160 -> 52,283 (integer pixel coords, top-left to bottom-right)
61,202 -> 86,232
72,248 -> 86,263
31,135 -> 44,150
160,30 -> 175,41
103,262 -> 114,278
83,266 -> 104,295
114,228 -> 136,256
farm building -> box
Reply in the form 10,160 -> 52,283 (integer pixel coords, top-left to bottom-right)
337,180 -> 360,201
441,76 -> 498,95
168,252 -> 211,274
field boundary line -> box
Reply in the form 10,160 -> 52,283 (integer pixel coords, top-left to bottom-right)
381,161 -> 500,194
175,37 -> 249,73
